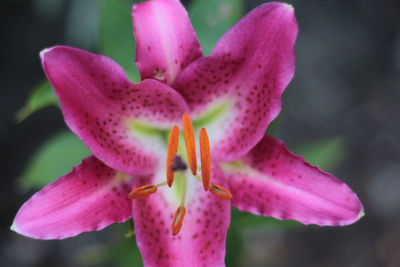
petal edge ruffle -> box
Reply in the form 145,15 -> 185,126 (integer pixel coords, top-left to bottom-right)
216,135 -> 364,226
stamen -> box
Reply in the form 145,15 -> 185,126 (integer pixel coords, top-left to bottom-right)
209,184 -> 232,200
166,125 -> 180,187
182,113 -> 197,175
171,206 -> 186,235
199,128 -> 211,191
128,184 -> 157,199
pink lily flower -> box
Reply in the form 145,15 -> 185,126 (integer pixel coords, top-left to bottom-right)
12,1 -> 364,266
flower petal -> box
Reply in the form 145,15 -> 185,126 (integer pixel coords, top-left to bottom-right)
132,0 -> 202,85
131,169 -> 230,266
217,135 -> 364,226
173,3 -> 297,161
41,46 -> 189,175
11,156 -> 133,239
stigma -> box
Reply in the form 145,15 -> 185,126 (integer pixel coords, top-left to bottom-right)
128,113 -> 232,236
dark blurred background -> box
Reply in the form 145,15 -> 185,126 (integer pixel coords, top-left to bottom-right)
1,0 -> 400,266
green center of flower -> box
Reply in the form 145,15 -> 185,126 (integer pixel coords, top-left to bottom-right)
128,113 -> 232,235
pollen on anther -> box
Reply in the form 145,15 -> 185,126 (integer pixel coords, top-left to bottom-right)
171,206 -> 186,235
128,184 -> 157,199
182,114 -> 197,175
166,125 -> 180,187
199,128 -> 211,191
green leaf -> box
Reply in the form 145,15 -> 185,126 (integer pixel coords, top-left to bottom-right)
188,0 -> 243,56
266,116 -> 280,135
292,136 -> 346,171
15,80 -> 58,123
230,207 -> 301,229
225,222 -> 243,267
18,131 -> 91,192
106,222 -> 143,267
100,0 -> 140,82
74,244 -> 109,267
73,222 -> 143,267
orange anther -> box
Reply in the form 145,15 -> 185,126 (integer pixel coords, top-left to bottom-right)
166,125 -> 180,187
209,184 -> 232,200
182,114 -> 197,175
128,184 -> 157,199
171,206 -> 186,235
199,128 -> 211,191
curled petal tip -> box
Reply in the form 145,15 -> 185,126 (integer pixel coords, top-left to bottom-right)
283,3 -> 294,10
358,209 -> 365,220
39,47 -> 52,59
10,222 -> 18,233
336,205 -> 364,226
338,207 -> 365,226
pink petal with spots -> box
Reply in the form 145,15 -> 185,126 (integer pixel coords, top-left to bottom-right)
219,135 -> 364,226
173,3 -> 297,161
11,156 -> 133,239
132,0 -> 202,85
41,46 -> 189,175
131,170 -> 230,267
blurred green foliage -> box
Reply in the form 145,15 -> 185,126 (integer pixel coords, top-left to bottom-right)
15,80 -> 58,123
17,0 -> 141,122
106,229 -> 143,267
188,0 -> 243,56
226,208 -> 303,267
17,0 -> 348,266
18,131 -> 91,192
74,223 -> 142,267
100,0 -> 140,82
293,136 -> 346,172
